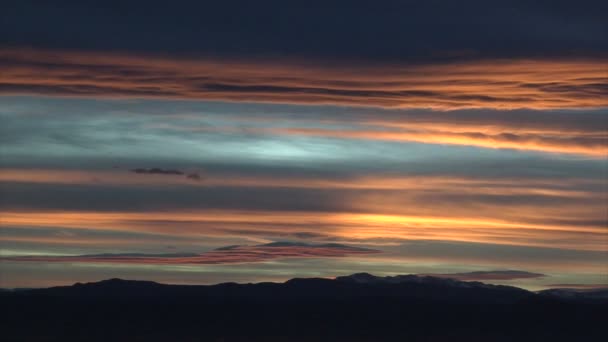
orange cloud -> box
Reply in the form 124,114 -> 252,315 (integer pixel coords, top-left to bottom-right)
136,123 -> 605,157
271,127 -> 607,157
1,48 -> 606,109
1,208 -> 605,252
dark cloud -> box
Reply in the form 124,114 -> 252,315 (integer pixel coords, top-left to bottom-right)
130,168 -> 184,175
2,242 -> 379,265
222,229 -> 330,241
129,168 -> 203,182
292,232 -> 329,239
422,270 -> 546,281
1,1 -> 606,62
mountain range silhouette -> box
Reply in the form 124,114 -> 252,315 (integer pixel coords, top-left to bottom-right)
2,273 -> 606,341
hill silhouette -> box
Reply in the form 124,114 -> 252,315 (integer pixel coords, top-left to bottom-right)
2,274 -> 606,341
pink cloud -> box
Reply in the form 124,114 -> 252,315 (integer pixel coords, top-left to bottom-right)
3,242 -> 379,265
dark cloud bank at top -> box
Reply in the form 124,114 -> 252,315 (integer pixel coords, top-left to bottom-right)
2,0 -> 606,62
2,1 -> 606,109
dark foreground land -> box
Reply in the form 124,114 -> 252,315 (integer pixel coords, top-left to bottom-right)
2,273 -> 606,342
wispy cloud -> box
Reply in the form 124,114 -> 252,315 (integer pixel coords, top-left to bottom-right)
269,124 -> 607,157
130,168 -> 184,175
1,48 -> 606,110
423,270 -> 546,281
129,168 -> 203,181
1,206 -> 606,252
2,242 -> 379,265
545,284 -> 608,290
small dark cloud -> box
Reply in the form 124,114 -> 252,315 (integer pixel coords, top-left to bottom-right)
129,168 -> 204,182
214,245 -> 241,251
130,168 -> 184,175
292,232 -> 328,239
422,270 -> 546,281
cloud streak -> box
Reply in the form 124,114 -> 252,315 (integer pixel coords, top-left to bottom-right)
271,126 -> 607,157
129,168 -> 203,181
545,284 -> 608,290
1,206 -> 606,252
422,270 -> 546,281
130,168 -> 184,175
1,48 -> 607,110
140,107 -> 607,157
2,242 -> 379,265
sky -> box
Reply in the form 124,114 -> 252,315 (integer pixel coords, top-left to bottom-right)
0,0 -> 607,290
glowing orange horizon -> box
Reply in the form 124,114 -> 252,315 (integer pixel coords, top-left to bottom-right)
1,209 -> 605,252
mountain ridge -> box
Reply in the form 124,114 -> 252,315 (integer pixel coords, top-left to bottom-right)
3,273 -> 606,342
6,272 -> 606,303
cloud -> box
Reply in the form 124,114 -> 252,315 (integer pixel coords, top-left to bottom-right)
2,204 -> 606,252
2,242 -> 379,265
270,126 -> 607,157
422,270 -> 546,281
2,1 -> 606,61
1,48 -> 607,110
149,107 -> 607,157
1,166 -> 606,253
545,284 -> 608,290
130,168 -> 184,175
129,168 -> 203,182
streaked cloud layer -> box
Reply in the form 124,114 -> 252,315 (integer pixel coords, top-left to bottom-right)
1,96 -> 605,158
268,113 -> 607,157
1,48 -> 607,110
1,99 -> 606,279
1,1 -> 606,290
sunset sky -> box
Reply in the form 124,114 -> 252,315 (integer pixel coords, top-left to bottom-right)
1,0 -> 606,290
